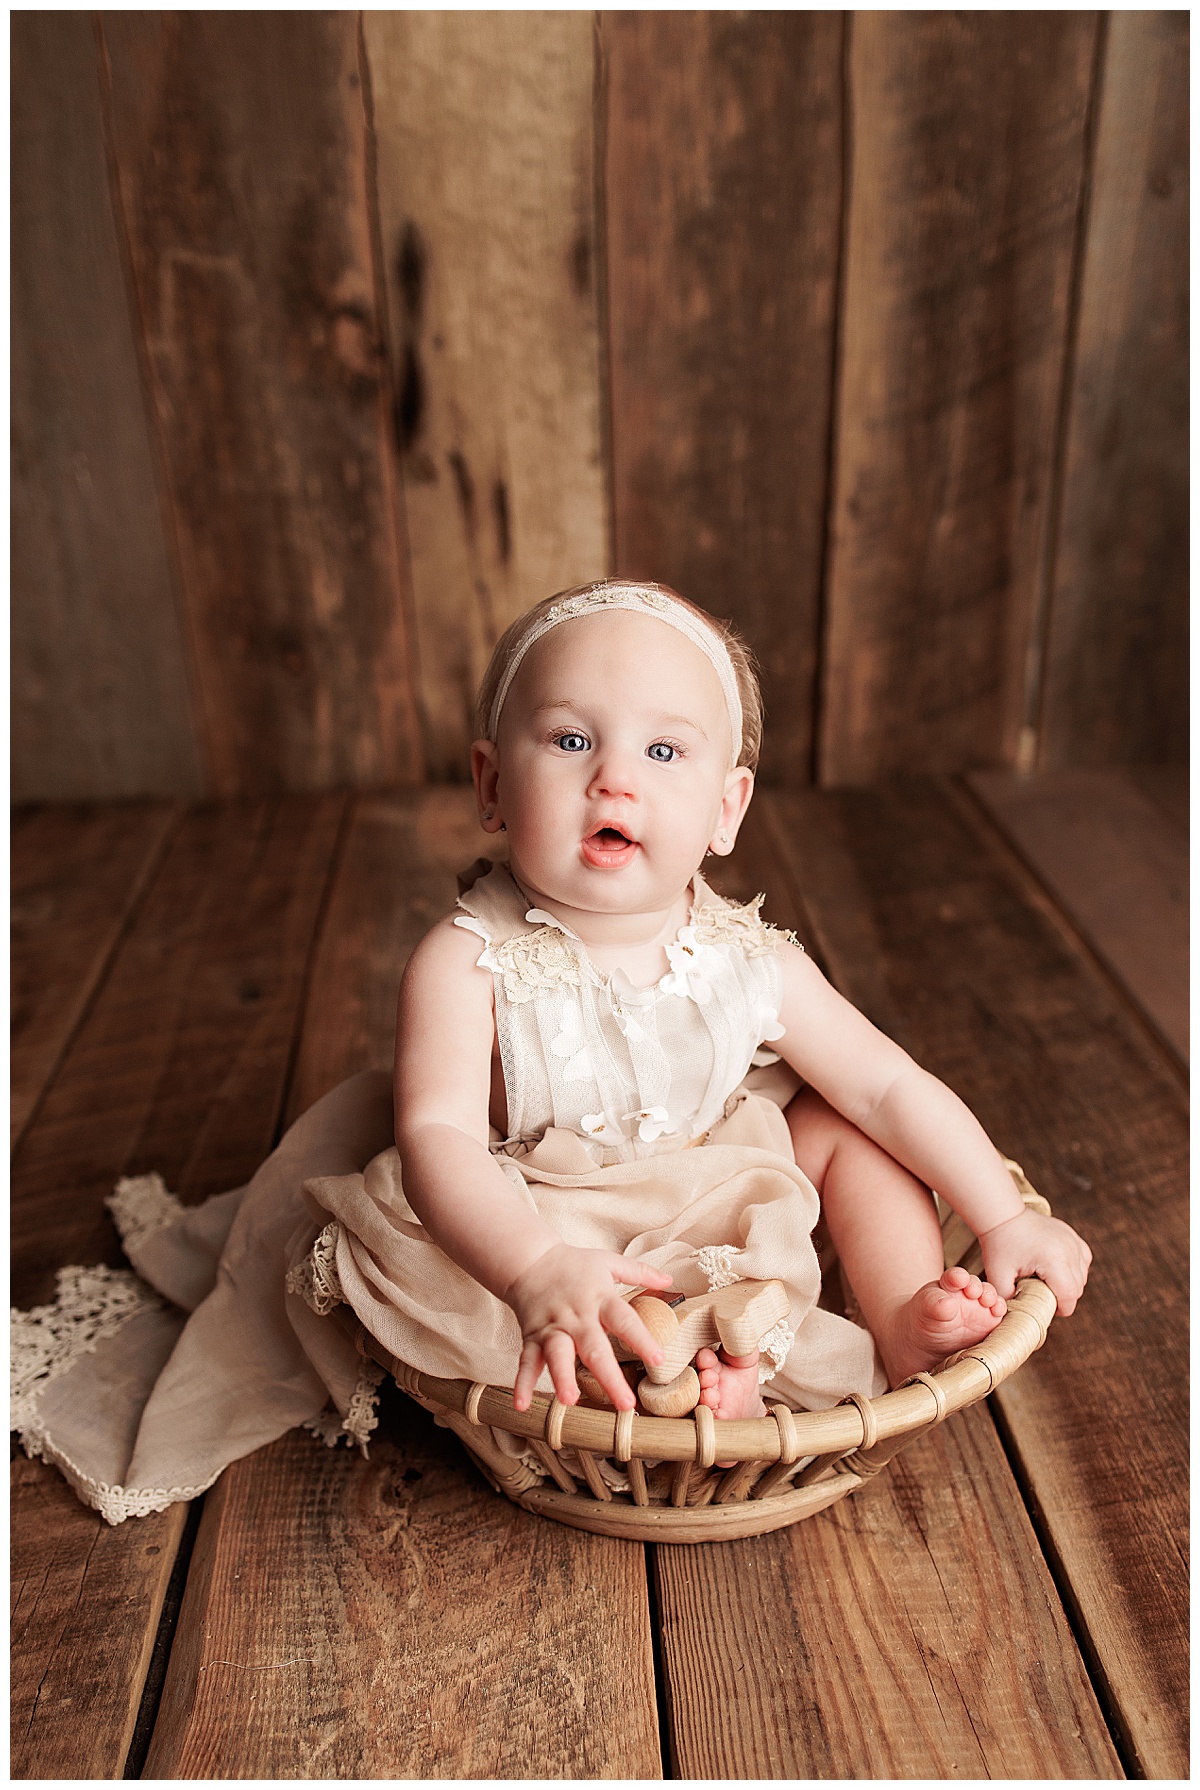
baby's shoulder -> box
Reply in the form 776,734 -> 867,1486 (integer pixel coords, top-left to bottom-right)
404,911 -> 495,993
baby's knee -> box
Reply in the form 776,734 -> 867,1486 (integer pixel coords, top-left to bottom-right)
785,1086 -> 870,1183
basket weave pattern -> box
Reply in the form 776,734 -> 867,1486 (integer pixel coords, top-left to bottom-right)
360,1177 -> 1055,1543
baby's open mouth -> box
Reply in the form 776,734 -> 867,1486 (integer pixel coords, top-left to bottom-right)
581,823 -> 639,868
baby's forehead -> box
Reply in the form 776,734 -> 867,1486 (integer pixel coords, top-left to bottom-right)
517,608 -> 721,689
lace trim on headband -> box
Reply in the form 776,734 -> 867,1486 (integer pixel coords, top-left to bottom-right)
10,1263 -> 221,1524
107,1171 -> 186,1252
487,585 -> 744,767
285,1222 -> 344,1316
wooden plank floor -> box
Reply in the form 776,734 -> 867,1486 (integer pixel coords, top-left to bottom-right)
11,778 -> 1186,1778
970,767 -> 1188,1066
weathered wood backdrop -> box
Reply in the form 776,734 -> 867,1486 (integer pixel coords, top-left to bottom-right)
12,12 -> 1188,800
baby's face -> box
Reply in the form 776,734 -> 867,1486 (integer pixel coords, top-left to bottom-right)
476,610 -> 752,918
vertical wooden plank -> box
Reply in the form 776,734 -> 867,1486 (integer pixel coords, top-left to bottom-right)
363,12 -> 610,778
285,787 -> 493,1118
11,796 -> 346,1778
1039,13 -> 1189,768
11,14 -> 202,802
821,15 -> 1098,785
99,14 -> 423,797
604,13 -> 844,786
146,792 -> 661,1778
11,802 -> 179,1150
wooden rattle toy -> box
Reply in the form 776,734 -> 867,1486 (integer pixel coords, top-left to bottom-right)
613,1280 -> 789,1415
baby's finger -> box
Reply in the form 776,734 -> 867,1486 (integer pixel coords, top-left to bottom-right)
544,1330 -> 582,1406
613,1254 -> 673,1293
577,1328 -> 635,1410
604,1298 -> 666,1369
513,1339 -> 544,1413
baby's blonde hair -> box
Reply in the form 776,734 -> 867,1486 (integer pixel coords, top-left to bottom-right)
473,580 -> 764,772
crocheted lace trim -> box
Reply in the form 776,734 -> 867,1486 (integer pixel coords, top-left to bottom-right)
285,1222 -> 344,1316
106,1171 -> 186,1252
691,893 -> 794,959
11,1262 -> 220,1525
755,1319 -> 795,1384
11,1263 -> 164,1433
304,1355 -> 385,1456
695,1244 -> 746,1291
478,926 -> 583,1004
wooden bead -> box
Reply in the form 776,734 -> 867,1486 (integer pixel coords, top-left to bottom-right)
630,1294 -> 681,1350
637,1366 -> 701,1417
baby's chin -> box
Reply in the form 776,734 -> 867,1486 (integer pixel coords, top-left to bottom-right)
512,850 -> 699,916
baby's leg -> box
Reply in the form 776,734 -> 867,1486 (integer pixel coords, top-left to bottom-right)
786,1087 -> 1005,1385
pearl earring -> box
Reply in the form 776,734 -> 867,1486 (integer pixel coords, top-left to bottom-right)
719,831 -> 730,846
483,807 -> 495,821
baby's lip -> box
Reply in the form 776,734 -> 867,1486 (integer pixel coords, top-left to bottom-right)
586,819 -> 638,846
581,821 -> 639,867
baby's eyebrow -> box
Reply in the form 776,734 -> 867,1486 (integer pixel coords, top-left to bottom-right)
529,698 -> 708,739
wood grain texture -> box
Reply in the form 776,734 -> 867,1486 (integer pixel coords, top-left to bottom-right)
11,802 -> 179,1149
286,787 -> 494,1120
11,14 -> 202,802
604,12 -> 843,787
364,13 -> 610,777
150,790 -> 658,1777
12,797 -> 346,1307
145,1395 -> 661,1779
656,1408 -> 1119,1779
11,798 -> 345,1779
11,1454 -> 187,1781
99,14 -> 422,797
821,14 -> 1098,785
1039,12 -> 1189,769
970,768 -> 1188,1065
760,781 -> 1187,1778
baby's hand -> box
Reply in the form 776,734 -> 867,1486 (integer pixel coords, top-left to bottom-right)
978,1207 -> 1092,1315
505,1243 -> 673,1413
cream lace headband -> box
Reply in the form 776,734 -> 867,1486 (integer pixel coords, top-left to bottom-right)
487,584 -> 744,767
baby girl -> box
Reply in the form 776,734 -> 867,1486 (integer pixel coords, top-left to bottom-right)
11,575 -> 1094,1525
392,580 -> 1091,1423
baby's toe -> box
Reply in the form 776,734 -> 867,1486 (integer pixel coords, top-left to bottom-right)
941,1266 -> 970,1292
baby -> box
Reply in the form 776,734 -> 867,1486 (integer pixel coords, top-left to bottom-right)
393,581 -> 1091,1423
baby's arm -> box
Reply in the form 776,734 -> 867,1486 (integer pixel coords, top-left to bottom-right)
393,919 -> 670,1410
773,943 -> 1091,1312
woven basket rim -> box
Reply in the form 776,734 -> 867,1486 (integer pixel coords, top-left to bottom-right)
361,1274 -> 1056,1466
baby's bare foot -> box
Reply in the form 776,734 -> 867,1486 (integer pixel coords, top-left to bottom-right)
881,1267 -> 1007,1385
696,1347 -> 765,1468
696,1347 -> 765,1415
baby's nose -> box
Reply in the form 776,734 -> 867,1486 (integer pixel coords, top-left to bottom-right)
587,748 -> 640,800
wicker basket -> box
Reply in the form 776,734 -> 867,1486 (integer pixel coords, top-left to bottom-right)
358,1170 -> 1055,1543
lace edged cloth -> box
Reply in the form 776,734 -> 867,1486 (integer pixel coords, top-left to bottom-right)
11,1188 -> 385,1525
8,1261 -> 219,1524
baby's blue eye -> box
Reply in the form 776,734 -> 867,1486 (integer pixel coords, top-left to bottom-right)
647,742 -> 676,763
555,732 -> 589,752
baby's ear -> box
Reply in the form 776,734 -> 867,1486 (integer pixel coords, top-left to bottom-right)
471,739 -> 504,833
710,766 -> 754,854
